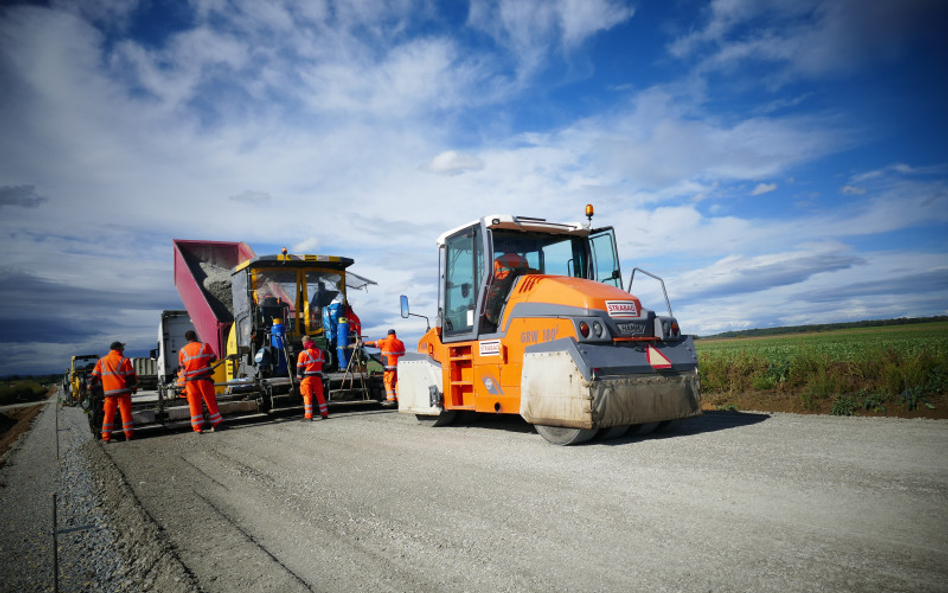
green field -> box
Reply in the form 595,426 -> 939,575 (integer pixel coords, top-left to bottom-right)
694,321 -> 948,416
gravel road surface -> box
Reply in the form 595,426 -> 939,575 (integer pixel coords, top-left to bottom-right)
3,393 -> 947,592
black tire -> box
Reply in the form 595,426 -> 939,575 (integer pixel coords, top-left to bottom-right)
534,424 -> 597,446
88,395 -> 103,439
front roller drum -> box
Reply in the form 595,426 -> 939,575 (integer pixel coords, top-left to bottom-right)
534,424 -> 597,446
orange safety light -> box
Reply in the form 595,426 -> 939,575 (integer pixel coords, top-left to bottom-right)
585,203 -> 594,222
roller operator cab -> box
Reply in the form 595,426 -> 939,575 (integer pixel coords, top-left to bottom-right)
398,207 -> 702,445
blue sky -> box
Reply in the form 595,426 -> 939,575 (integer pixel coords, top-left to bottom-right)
1,0 -> 946,376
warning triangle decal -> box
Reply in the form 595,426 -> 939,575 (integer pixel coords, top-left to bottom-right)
647,345 -> 672,369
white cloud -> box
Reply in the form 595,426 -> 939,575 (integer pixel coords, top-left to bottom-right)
752,182 -> 777,195
669,0 -> 948,80
547,86 -> 849,190
468,0 -> 634,78
423,151 -> 486,175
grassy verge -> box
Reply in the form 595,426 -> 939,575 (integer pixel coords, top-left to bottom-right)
0,380 -> 49,406
695,321 -> 948,418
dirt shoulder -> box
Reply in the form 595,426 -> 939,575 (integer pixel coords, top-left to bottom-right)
0,398 -> 50,468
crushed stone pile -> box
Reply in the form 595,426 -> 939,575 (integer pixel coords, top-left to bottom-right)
199,261 -> 233,315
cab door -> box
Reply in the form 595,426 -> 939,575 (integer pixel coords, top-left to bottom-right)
439,223 -> 487,409
589,227 -> 622,287
441,224 -> 487,342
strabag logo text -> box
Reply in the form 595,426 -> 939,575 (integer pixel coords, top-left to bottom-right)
605,300 -> 638,318
479,340 -> 501,356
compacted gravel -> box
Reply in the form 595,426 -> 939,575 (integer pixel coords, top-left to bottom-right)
0,391 -> 196,593
2,389 -> 947,593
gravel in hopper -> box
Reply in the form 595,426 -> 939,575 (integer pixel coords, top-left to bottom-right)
199,261 -> 234,316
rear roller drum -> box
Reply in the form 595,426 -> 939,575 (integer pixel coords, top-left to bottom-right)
535,425 -> 597,446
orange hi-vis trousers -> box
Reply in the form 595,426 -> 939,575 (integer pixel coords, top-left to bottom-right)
102,394 -> 134,441
185,379 -> 222,432
383,369 -> 398,402
301,376 -> 328,419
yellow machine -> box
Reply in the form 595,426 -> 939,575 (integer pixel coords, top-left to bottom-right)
65,354 -> 99,407
398,206 -> 701,445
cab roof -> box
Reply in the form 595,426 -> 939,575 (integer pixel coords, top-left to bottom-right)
232,254 -> 376,291
436,214 -> 591,246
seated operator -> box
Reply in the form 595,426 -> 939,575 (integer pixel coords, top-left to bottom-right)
485,252 -> 530,327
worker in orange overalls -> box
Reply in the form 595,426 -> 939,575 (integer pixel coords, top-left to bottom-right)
486,252 -> 530,325
493,252 -> 527,280
89,341 -> 137,443
296,336 -> 328,421
178,330 -> 226,433
363,329 -> 405,404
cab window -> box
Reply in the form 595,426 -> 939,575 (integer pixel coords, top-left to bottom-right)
443,226 -> 482,335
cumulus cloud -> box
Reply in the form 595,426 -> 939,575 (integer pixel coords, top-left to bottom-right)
0,185 -> 48,208
752,182 -> 777,195
423,150 -> 486,175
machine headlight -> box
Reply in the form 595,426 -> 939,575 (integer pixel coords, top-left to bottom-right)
593,321 -> 603,337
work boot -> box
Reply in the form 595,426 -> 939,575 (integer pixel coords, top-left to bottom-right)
213,423 -> 228,431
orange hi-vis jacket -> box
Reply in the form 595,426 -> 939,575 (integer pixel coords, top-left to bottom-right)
365,335 -> 406,370
493,253 -> 527,280
91,350 -> 137,397
296,347 -> 325,377
179,341 -> 216,382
